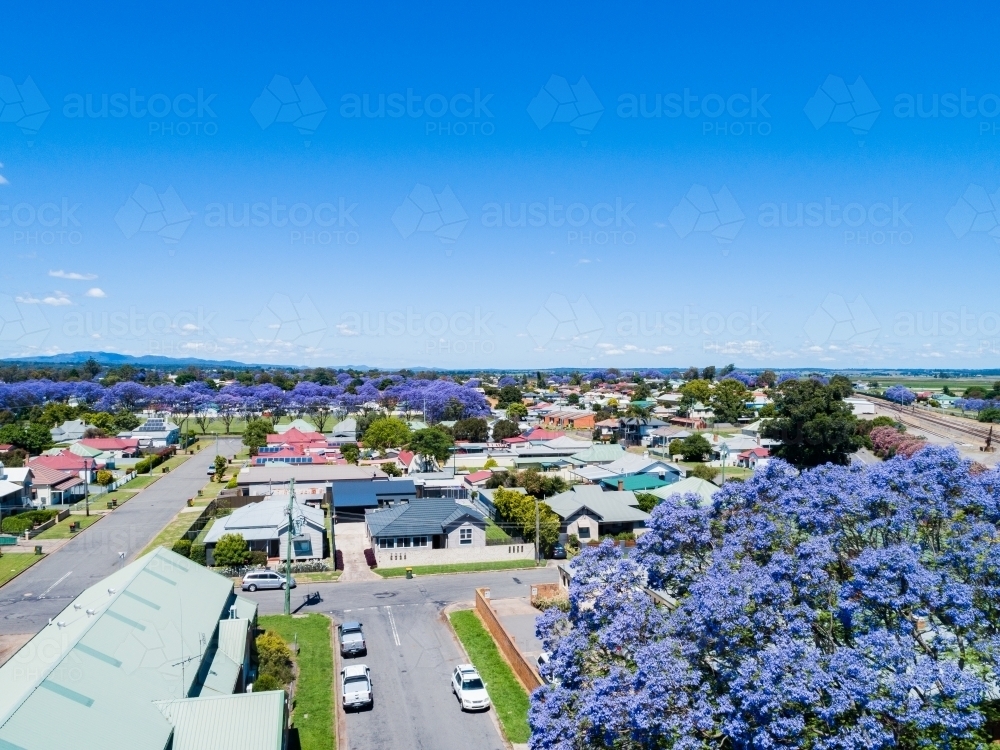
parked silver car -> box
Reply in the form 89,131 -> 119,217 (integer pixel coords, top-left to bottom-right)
241,570 -> 296,592
341,664 -> 373,710
338,621 -> 367,657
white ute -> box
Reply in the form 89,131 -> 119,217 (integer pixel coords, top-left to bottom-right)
341,664 -> 373,711
451,664 -> 491,711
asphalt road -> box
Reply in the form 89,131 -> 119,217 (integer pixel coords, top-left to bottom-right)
250,567 -> 559,750
0,438 -> 242,635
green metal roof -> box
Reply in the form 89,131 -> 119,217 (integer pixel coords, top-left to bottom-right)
568,444 -> 626,464
599,474 -> 674,492
154,690 -> 285,750
0,548 -> 239,750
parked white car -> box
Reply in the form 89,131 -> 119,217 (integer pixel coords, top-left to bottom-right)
451,664 -> 490,711
341,664 -> 373,711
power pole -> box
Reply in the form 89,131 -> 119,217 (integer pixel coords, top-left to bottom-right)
534,495 -> 540,565
327,485 -> 337,573
84,457 -> 90,517
284,479 -> 296,616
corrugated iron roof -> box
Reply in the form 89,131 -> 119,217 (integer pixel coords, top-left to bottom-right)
366,498 -> 484,538
154,690 -> 285,750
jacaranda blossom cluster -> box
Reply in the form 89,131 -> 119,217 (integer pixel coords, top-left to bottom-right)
531,447 -> 1000,749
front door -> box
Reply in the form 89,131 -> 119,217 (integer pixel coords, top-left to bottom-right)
268,539 -> 279,558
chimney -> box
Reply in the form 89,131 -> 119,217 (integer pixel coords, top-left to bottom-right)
617,479 -> 624,491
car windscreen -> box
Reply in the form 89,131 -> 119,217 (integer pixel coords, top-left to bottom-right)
462,678 -> 484,690
344,675 -> 369,689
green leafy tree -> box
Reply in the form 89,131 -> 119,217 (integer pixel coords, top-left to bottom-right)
566,393 -> 580,405
828,374 -> 854,398
689,463 -> 719,482
679,433 -> 713,462
242,418 -> 273,456
758,369 -> 777,387
635,492 -> 661,513
679,379 -> 713,404
497,385 -> 523,408
492,487 -> 559,549
213,533 -> 250,567
762,379 -> 860,468
701,366 -> 716,381
361,417 -> 412,450
96,469 -> 114,485
213,455 -> 227,482
407,427 -> 454,465
505,401 -> 528,421
340,442 -> 360,464
668,439 -> 685,457
978,407 -> 1000,423
381,461 -> 402,477
0,423 -> 54,454
491,419 -> 520,440
711,379 -> 749,424
453,418 -> 489,442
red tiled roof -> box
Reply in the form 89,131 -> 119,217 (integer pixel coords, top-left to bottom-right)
522,429 -> 564,441
80,437 -> 140,451
738,447 -> 770,458
396,450 -> 415,466
267,427 -> 325,445
502,436 -> 528,444
27,464 -> 83,489
30,451 -> 99,472
463,470 -> 493,485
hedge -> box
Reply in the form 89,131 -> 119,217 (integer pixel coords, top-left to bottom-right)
1,509 -> 58,535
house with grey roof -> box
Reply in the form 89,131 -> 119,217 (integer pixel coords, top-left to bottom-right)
546,485 -> 650,542
0,547 -> 286,750
650,476 -> 719,507
50,419 -> 97,443
365,497 -> 533,569
203,495 -> 325,564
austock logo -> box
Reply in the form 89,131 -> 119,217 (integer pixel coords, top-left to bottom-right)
115,184 -> 194,244
527,75 -> 604,143
392,184 -> 468,244
804,75 -> 880,138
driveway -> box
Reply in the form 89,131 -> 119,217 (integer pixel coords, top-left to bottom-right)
0,439 -> 242,636
336,519 -> 379,582
250,567 -> 559,750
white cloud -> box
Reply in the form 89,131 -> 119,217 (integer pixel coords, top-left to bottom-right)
335,323 -> 359,336
50,270 -> 98,280
85,287 -> 106,298
15,295 -> 41,304
43,293 -> 72,306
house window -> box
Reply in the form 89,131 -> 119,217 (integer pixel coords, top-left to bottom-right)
413,536 -> 428,547
379,538 -> 394,549
292,537 -> 313,557
460,527 -> 473,545
578,526 -> 591,539
398,537 -> 411,548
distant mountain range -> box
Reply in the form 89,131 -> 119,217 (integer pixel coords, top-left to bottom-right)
5,351 -> 254,368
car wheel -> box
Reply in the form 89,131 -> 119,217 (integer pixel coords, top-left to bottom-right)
247,584 -> 257,592
280,582 -> 287,590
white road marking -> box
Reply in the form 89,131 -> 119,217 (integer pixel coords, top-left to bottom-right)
39,571 -> 72,599
386,606 -> 401,646
345,609 -> 352,612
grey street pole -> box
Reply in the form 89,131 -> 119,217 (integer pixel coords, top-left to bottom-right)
284,479 -> 296,616
84,457 -> 90,517
534,496 -> 540,565
327,485 -> 337,573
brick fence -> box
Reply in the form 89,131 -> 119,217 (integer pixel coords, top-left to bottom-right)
528,582 -> 563,606
474,587 -> 542,692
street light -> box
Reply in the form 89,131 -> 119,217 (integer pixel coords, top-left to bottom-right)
720,444 -> 730,486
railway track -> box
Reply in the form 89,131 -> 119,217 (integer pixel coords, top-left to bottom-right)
880,405 -> 993,444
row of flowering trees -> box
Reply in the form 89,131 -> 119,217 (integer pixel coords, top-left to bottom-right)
0,376 -> 490,430
531,447 -> 1000,749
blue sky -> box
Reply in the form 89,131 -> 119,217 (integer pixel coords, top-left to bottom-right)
2,1 -> 1000,369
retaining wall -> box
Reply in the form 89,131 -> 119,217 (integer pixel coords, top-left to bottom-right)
375,543 -> 533,569
474,587 -> 542,692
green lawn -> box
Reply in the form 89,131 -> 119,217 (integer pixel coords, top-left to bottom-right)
141,509 -> 201,556
485,518 -> 511,541
34,513 -> 103,539
375,559 -> 538,578
258,614 -> 333,750
0,553 -> 44,587
449,610 -> 530,744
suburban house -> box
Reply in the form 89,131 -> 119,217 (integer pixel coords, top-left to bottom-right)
0,548 -> 286,750
118,416 -> 180,447
329,417 -> 357,444
541,409 -> 596,430
650,476 -> 719,506
29,451 -> 100,482
331,478 -> 417,518
406,470 -> 469,500
669,416 -> 707,429
566,443 -> 626,465
569,452 -> 684,485
462,469 -> 494,489
0,463 -> 29,516
274,418 -> 319,434
78,436 -> 141,460
546,485 -> 650,542
365,497 -> 531,569
203,495 -> 326,564
844,396 -> 876,415
737,446 -> 770,469
594,417 -> 620,441
475,486 -> 526,519
49,419 -> 97,443
28,465 -> 86,506
598,474 -> 675,492
235,464 -> 388,505
618,416 -> 669,446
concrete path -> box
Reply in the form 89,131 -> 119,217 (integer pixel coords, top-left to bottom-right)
491,595 -> 545,660
336,519 -> 380,582
0,439 -> 242,636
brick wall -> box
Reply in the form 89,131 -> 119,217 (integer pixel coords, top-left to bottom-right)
375,543 -> 533,569
474,588 -> 542,692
